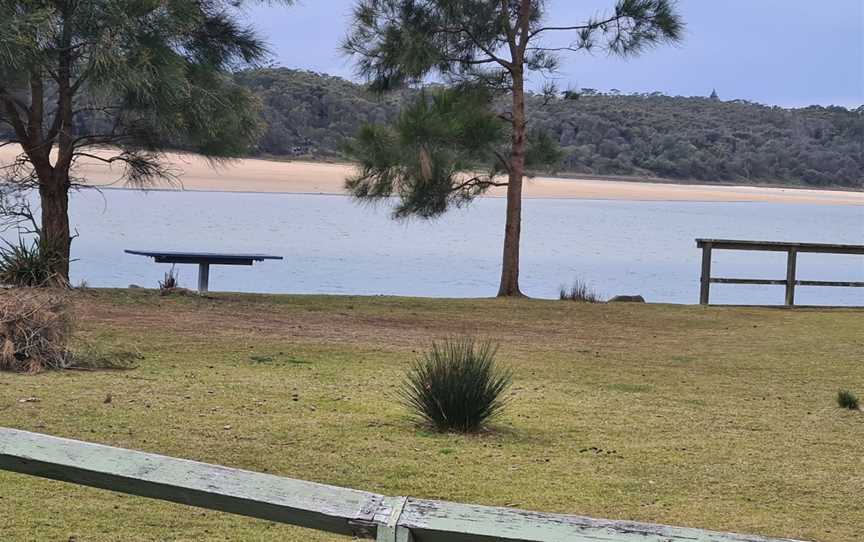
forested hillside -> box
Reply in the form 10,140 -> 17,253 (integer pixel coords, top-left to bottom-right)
237,69 -> 863,188
4,68 -> 862,188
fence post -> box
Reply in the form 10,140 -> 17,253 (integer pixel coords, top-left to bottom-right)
785,248 -> 798,306
699,243 -> 712,305
377,496 -> 412,542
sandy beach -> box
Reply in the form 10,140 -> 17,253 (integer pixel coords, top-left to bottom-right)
2,145 -> 862,205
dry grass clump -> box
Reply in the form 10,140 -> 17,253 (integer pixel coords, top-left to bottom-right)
159,265 -> 179,293
0,288 -> 73,373
559,279 -> 604,303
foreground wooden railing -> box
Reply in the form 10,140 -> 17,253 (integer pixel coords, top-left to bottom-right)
0,428 -> 803,541
696,239 -> 864,306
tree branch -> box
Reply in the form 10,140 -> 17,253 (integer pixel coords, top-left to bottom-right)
528,15 -> 622,39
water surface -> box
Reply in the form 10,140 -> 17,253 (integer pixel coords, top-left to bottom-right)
61,190 -> 864,306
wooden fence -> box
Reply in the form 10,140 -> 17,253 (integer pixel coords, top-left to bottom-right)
0,428 -> 804,542
696,239 -> 864,306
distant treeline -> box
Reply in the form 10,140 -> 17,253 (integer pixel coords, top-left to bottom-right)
5,68 -> 863,188
237,69 -> 864,188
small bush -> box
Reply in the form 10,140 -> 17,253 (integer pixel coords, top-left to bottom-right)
401,338 -> 512,433
559,279 -> 603,303
159,265 -> 179,292
837,390 -> 859,410
0,238 -> 66,287
0,289 -> 73,373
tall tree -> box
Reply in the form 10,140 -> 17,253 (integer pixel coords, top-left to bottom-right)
344,0 -> 683,296
0,0 -> 291,283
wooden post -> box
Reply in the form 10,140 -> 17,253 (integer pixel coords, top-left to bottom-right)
785,248 -> 797,307
198,263 -> 210,293
699,243 -> 712,305
377,497 -> 413,542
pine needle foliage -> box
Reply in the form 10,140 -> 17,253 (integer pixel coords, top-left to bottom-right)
400,338 -> 512,433
344,0 -> 683,296
345,87 -> 507,218
0,0 -> 294,282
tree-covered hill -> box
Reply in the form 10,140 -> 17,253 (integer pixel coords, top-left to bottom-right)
3,68 -> 861,188
237,68 -> 863,189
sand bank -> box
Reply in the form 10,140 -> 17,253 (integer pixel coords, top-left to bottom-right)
2,145 -> 862,205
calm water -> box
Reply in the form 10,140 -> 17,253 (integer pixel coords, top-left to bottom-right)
53,190 -> 864,305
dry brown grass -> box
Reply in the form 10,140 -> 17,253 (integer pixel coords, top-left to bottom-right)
0,288 -> 73,373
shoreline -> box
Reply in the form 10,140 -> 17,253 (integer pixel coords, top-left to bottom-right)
3,146 -> 863,205
94,184 -> 864,207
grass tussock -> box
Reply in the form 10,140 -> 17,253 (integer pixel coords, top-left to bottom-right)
158,265 -> 180,293
559,279 -> 603,303
837,390 -> 859,410
0,238 -> 67,287
401,338 -> 512,433
0,288 -> 73,373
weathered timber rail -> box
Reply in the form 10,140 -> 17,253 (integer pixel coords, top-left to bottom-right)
696,239 -> 864,306
0,428 -> 804,542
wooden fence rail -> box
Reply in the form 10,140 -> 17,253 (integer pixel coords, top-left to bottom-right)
696,239 -> 864,306
0,428 -> 805,542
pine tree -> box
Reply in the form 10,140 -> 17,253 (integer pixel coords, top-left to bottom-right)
344,0 -> 683,296
0,0 -> 292,283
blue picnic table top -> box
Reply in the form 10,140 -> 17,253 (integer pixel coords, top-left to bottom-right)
125,250 -> 283,265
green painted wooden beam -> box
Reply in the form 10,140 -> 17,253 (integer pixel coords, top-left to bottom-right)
0,428 -> 382,538
0,428 -> 806,542
398,499 -> 804,542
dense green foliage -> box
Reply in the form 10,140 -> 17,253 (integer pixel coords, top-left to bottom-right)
0,0 -> 291,282
344,87 -> 507,218
401,338 -> 512,433
237,68 -> 863,188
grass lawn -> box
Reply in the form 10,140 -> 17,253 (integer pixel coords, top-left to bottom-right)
1,289 -> 862,541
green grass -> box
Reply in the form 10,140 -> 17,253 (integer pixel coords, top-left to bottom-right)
1,289 -> 862,541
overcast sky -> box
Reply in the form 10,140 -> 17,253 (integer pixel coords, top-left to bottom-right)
248,0 -> 863,108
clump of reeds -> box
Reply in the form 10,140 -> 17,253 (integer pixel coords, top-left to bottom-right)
559,279 -> 603,303
0,238 -> 67,287
837,390 -> 860,411
400,338 -> 512,433
158,265 -> 179,293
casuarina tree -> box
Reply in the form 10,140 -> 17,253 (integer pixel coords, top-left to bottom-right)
344,0 -> 683,296
0,0 -> 291,284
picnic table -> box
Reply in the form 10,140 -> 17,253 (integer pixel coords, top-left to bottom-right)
124,250 -> 283,293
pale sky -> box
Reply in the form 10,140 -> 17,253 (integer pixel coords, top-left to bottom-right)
248,0 -> 864,108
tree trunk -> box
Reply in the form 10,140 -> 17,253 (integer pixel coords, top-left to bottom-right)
497,70 -> 526,297
37,173 -> 72,284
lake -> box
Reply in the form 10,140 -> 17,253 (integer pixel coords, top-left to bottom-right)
57,190 -> 864,306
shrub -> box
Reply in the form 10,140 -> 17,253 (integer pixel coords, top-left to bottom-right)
0,289 -> 73,373
837,390 -> 859,410
0,238 -> 66,287
401,338 -> 512,433
159,265 -> 179,292
559,279 -> 603,303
